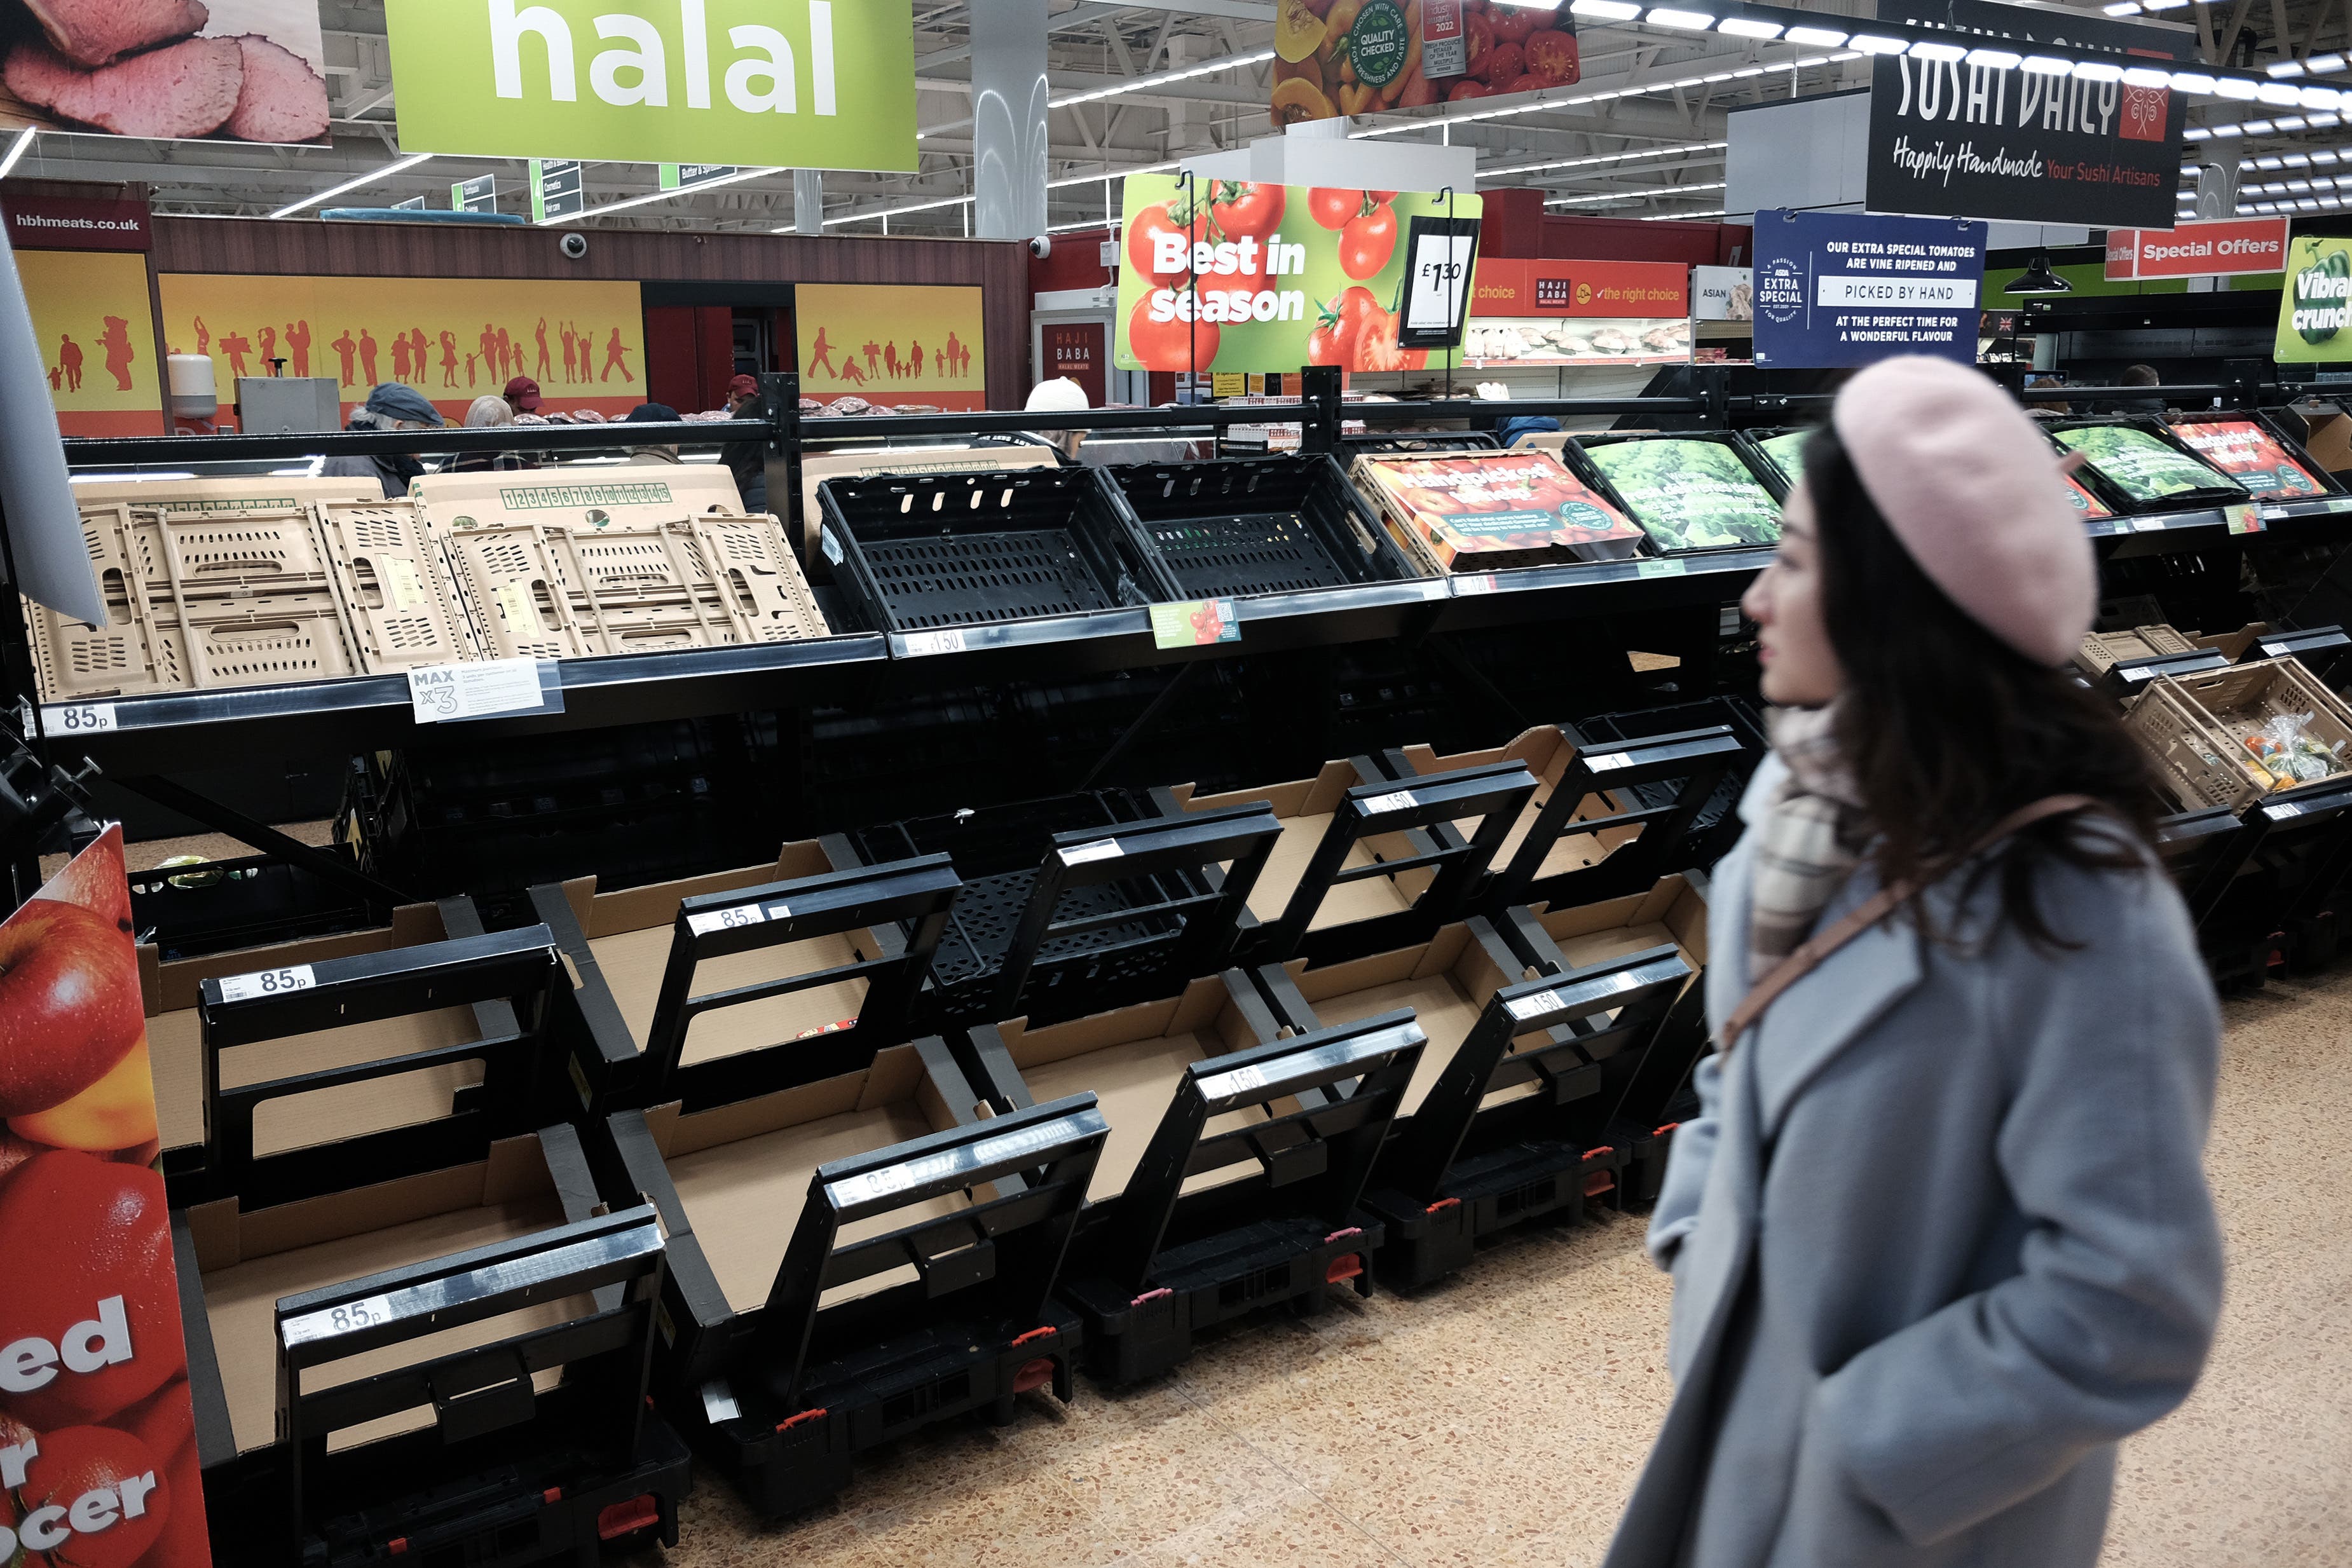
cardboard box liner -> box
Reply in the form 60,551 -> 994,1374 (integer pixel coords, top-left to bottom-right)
2077,624 -> 2199,677
409,463 -> 746,534
1278,876 -> 1706,1117
637,1044 -> 976,1312
2131,657 -> 2352,808
182,1134 -> 585,1455
143,904 -> 484,1156
996,976 -> 1286,1203
563,843 -> 880,1069
1401,727 -> 1651,885
1174,767 -> 1426,932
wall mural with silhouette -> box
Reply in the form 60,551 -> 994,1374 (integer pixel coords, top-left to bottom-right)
156,273 -> 649,427
795,283 -> 985,412
18,249 -> 164,435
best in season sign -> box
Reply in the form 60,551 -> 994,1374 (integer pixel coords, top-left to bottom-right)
0,826 -> 212,1567
2105,217 -> 2288,280
1114,178 -> 1484,374
1864,0 -> 2189,231
386,0 -> 916,170
1751,208 -> 1988,369
2276,236 -> 2352,364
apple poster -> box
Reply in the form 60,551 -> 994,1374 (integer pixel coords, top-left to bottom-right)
0,826 -> 212,1566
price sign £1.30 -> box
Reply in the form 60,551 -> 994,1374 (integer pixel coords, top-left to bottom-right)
1397,214 -> 1482,350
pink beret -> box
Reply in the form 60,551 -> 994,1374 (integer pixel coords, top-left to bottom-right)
1829,357 -> 2095,667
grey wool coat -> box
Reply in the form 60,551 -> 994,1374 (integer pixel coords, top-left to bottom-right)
1603,756 -> 2224,1568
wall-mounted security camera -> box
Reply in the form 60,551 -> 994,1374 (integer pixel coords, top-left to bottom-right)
559,232 -> 589,260
1028,235 -> 1051,260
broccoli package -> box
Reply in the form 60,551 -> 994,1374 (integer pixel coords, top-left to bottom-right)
2167,419 -> 2326,501
2053,425 -> 2246,507
1756,431 -> 1809,486
1582,437 -> 1784,552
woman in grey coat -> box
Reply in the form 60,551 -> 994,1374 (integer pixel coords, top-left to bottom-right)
1604,358 -> 2224,1568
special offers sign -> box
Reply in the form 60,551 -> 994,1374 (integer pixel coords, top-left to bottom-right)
1865,0 -> 2188,231
2105,217 -> 2287,280
0,827 -> 210,1566
388,0 -> 915,170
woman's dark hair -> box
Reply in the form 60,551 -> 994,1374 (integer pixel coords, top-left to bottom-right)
1802,425 -> 2159,948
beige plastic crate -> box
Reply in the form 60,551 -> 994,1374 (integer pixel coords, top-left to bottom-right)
2161,657 -> 2352,801
693,515 -> 828,643
439,524 -> 591,661
136,507 -> 336,601
550,518 -> 720,611
2123,680 -> 2266,813
411,463 -> 746,535
174,596 -> 360,687
2075,624 -> 2198,678
71,476 -> 382,514
315,500 -> 480,672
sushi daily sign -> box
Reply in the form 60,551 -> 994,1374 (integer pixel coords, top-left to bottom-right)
1750,208 -> 1988,370
386,0 -> 915,169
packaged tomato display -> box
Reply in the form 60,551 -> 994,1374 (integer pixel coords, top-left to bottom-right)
1351,448 -> 1646,570
2167,416 -> 2328,501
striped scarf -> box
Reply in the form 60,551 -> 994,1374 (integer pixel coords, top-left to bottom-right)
1749,703 -> 1871,985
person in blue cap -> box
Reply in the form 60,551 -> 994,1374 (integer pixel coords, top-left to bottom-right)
622,402 -> 685,465
322,382 -> 444,498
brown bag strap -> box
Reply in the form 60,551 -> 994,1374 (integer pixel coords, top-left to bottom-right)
1716,793 -> 2100,1051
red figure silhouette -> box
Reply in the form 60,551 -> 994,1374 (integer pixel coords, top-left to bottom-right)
358,328 -> 378,384
535,317 -> 552,379
218,331 -> 250,380
331,329 -> 357,385
934,348 -> 945,376
194,317 -> 209,356
807,327 -> 836,376
601,328 -> 634,383
838,358 -> 867,386
439,331 -> 459,387
259,324 -> 278,368
465,351 -> 478,388
46,365 -> 60,391
907,338 -> 923,381
56,334 -> 83,391
99,316 -> 133,391
285,320 -> 311,377
561,324 -> 577,383
391,332 -> 412,380
883,343 -> 899,378
861,339 -> 880,376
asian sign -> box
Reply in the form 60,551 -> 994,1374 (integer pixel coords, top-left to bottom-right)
1751,208 -> 1988,369
1865,0 -> 2189,230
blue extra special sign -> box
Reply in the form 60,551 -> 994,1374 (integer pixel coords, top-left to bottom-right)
1751,208 -> 1989,371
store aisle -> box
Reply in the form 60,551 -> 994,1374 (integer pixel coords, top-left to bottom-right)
636,970 -> 2352,1568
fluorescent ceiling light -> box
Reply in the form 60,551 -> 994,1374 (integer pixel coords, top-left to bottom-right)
2072,61 -> 2123,82
2170,71 -> 2216,93
1491,0 -> 1563,8
2312,53 -> 2348,72
1484,139 -> 1724,176
1051,49 -> 1273,108
2268,60 -> 2306,78
559,165 -> 775,224
1545,179 -> 1725,207
2215,76 -> 2260,99
2101,2 -> 2140,13
1786,25 -> 1847,46
1644,8 -> 1715,29
2020,55 -> 2071,74
0,127 -> 34,183
2257,82 -> 2301,104
2121,67 -> 2169,88
2140,0 -> 2187,8
2304,87 -> 2342,109
1908,41 -> 1965,62
270,151 -> 433,219
1968,48 -> 2022,69
1569,0 -> 1643,17
1849,33 -> 1908,53
1716,17 -> 1781,37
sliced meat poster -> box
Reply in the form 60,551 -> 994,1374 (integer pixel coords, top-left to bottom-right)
0,0 -> 327,146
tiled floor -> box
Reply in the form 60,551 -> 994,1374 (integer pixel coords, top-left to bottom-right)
639,963 -> 2352,1567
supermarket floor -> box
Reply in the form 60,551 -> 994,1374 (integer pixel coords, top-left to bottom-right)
627,964 -> 2352,1568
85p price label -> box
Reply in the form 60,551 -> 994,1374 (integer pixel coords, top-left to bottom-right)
42,702 -> 116,734
217,964 -> 317,1002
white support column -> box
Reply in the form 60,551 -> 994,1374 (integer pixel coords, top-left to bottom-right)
973,0 -> 1050,240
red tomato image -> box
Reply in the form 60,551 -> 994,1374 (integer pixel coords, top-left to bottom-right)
17,1426 -> 167,1568
1353,302 -> 1423,372
1125,203 -> 1199,283
1210,181 -> 1283,241
1465,13 -> 1494,75
1478,41 -> 1524,85
1502,74 -> 1550,93
1126,296 -> 1219,372
1449,80 -> 1491,100
1188,601 -> 1226,642
1307,187 -> 1364,230
1489,5 -> 1538,41
1340,203 -> 1398,280
0,901 -> 143,1121
1526,28 -> 1580,84
1398,485 -> 1460,516
0,1154 -> 182,1427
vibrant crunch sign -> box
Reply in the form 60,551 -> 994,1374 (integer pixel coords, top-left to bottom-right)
2105,217 -> 2288,281
2276,235 -> 2352,364
386,0 -> 915,170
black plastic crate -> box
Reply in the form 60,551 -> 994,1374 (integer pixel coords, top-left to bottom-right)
128,852 -> 379,961
1102,454 -> 1421,598
1569,695 -> 1768,869
817,468 -> 1178,633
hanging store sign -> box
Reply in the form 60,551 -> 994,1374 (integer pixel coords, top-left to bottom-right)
1751,208 -> 1988,370
1692,266 -> 1754,321
1864,0 -> 2189,231
531,159 -> 587,221
660,163 -> 741,190
1112,176 -> 1484,374
386,0 -> 916,171
2276,236 -> 2352,364
0,194 -> 149,253
451,175 -> 499,214
2105,216 -> 2288,280
1270,0 -> 1579,126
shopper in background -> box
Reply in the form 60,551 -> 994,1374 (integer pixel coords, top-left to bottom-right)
721,374 -> 769,511
2103,362 -> 2166,416
1022,375 -> 1090,462
621,402 -> 684,464
321,382 -> 442,499
450,393 -> 530,473
503,376 -> 544,419
1606,357 -> 2221,1568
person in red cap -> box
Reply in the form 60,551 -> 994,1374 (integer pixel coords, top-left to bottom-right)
1606,358 -> 2219,1568
503,375 -> 544,419
722,373 -> 768,512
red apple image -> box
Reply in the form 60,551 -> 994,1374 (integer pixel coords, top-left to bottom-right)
17,1425 -> 167,1568
36,829 -> 133,937
11,1037 -> 160,1154
0,900 -> 144,1119
0,1153 -> 181,1428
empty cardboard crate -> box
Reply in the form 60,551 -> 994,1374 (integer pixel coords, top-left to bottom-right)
2140,658 -> 2352,806
817,467 -> 1178,634
173,928 -> 687,1565
967,979 -> 1425,1384
1171,757 -> 1537,967
585,855 -> 1105,1516
1101,454 -> 1424,598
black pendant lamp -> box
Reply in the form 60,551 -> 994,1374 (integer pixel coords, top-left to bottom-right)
2004,250 -> 2074,296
